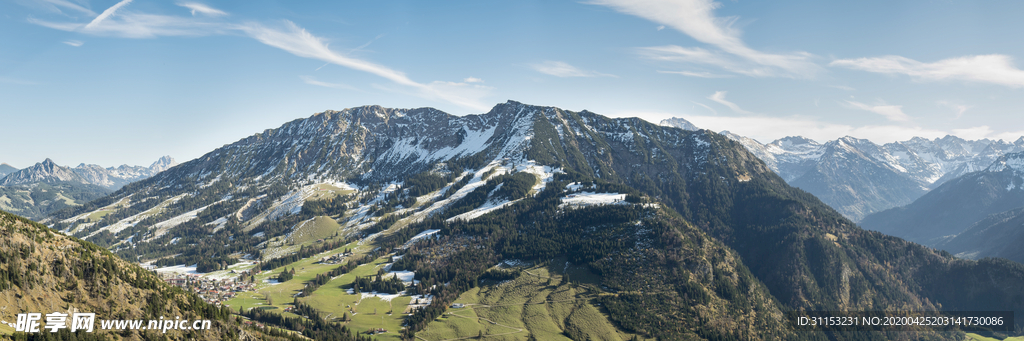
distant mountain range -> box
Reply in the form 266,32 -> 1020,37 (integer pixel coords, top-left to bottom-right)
0,156 -> 176,219
661,117 -> 1024,221
861,152 -> 1024,263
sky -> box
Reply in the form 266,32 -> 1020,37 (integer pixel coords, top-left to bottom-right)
3,0 -> 1024,168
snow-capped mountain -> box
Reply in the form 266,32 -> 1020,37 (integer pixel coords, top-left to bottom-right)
49,101 -> 1024,338
0,156 -> 177,220
72,156 -> 178,189
0,156 -> 177,190
861,152 -> 1024,247
0,158 -> 86,185
52,101 -> 750,249
660,117 -> 1024,221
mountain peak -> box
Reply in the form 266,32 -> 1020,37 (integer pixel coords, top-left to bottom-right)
985,151 -> 1024,173
0,158 -> 82,186
149,155 -> 177,172
659,117 -> 700,131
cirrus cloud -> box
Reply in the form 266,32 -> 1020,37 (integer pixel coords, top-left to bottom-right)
530,61 -> 615,78
589,0 -> 820,78
843,100 -> 911,122
831,54 -> 1024,88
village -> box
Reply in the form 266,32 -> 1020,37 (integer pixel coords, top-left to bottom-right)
160,269 -> 257,305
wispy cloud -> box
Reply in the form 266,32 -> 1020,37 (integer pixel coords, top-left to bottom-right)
84,0 -> 133,30
38,0 -> 96,16
658,70 -> 732,78
30,11 -> 227,38
63,40 -> 84,47
692,101 -> 718,115
26,6 -> 490,110
241,21 -> 492,111
938,100 -> 971,119
708,91 -> 753,114
463,77 -> 484,83
177,2 -> 227,16
828,85 -> 855,91
241,21 -> 417,87
843,100 -> 911,122
529,61 -> 616,78
831,54 -> 1024,88
299,75 -> 354,90
589,0 -> 820,78
618,111 -> 951,144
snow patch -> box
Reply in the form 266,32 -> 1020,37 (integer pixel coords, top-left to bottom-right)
387,270 -> 416,285
447,198 -> 518,222
560,192 -> 627,207
154,263 -> 199,275
360,292 -> 402,302
402,229 -> 440,248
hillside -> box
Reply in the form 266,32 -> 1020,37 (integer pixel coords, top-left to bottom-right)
0,209 -> 239,340
939,206 -> 1024,263
47,101 -> 1024,339
861,152 -> 1024,247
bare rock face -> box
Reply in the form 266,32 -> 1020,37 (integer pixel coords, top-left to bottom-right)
0,158 -> 84,185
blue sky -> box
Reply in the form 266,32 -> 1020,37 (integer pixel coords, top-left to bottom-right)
3,0 -> 1024,168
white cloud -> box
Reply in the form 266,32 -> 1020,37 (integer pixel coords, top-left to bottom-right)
938,100 -> 971,119
658,70 -> 732,78
29,7 -> 492,111
831,54 -> 1024,88
240,21 -> 419,87
843,100 -> 911,122
63,40 -> 84,47
950,126 -> 994,140
240,21 -> 492,111
30,10 -> 227,38
708,91 -> 753,114
38,0 -> 96,16
177,2 -> 227,16
463,77 -> 484,83
529,61 -> 615,78
638,45 -> 806,78
616,111 -> 950,144
828,85 -> 855,91
656,25 -> 665,31
299,75 -> 354,90
84,0 -> 133,31
590,0 -> 820,78
691,101 -> 718,115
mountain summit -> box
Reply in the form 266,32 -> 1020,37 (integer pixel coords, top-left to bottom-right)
0,158 -> 85,185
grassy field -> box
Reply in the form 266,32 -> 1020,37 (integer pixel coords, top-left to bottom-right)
966,333 -> 1024,341
286,215 -> 342,245
300,255 -> 412,340
220,237 -> 424,340
308,183 -> 356,200
87,209 -> 113,222
416,262 -> 642,341
223,240 -> 360,310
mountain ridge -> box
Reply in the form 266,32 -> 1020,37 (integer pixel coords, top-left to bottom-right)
660,117 -> 1024,221
41,102 -> 1024,338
